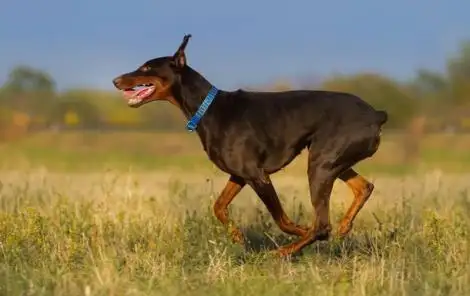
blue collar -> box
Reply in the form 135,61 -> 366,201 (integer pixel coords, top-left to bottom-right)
185,86 -> 219,132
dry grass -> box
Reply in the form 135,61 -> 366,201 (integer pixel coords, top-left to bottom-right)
1,168 -> 470,295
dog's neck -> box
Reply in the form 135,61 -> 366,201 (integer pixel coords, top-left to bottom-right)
171,66 -> 218,121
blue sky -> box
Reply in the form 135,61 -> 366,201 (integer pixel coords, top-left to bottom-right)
1,0 -> 469,91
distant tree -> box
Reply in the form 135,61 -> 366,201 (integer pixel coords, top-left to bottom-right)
447,41 -> 470,81
0,65 -> 58,129
445,40 -> 470,106
3,65 -> 56,93
52,91 -> 103,129
322,73 -> 418,128
412,69 -> 448,97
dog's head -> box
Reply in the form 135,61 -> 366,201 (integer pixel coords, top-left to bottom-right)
112,34 -> 192,108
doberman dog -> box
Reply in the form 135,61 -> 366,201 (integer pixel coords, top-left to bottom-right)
112,34 -> 388,257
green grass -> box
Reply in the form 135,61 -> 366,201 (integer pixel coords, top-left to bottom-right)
0,131 -> 213,172
3,130 -> 470,175
1,170 -> 470,295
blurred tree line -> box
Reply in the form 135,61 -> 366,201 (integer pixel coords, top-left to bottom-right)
2,40 -> 470,142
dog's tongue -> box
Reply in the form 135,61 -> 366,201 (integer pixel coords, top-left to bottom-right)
123,87 -> 149,98
123,90 -> 137,97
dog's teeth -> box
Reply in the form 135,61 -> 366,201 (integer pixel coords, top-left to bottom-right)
128,97 -> 141,105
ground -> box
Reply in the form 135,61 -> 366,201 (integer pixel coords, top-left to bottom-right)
0,132 -> 469,295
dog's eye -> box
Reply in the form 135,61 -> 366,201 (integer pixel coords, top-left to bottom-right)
141,66 -> 151,72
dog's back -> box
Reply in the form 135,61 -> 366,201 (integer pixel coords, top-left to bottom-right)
217,89 -> 387,134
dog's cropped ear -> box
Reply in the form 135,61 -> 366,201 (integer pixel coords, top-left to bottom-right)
172,34 -> 192,68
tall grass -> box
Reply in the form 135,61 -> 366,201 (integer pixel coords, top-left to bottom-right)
1,169 -> 469,295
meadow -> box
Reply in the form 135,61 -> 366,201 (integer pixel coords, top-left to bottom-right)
1,131 -> 470,295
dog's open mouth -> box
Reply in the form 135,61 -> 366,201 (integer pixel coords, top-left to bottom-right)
122,84 -> 156,106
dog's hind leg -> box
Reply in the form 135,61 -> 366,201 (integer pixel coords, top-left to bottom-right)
337,168 -> 374,237
248,176 -> 309,237
335,126 -> 382,237
278,130 -> 377,256
275,156 -> 337,257
213,175 -> 246,244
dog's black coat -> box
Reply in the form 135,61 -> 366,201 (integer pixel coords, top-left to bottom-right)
163,63 -> 387,181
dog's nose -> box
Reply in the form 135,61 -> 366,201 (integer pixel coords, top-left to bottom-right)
112,77 -> 122,87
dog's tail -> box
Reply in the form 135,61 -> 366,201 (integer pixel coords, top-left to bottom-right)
375,110 -> 388,126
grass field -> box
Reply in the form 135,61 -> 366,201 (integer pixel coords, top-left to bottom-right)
1,131 -> 470,295
2,130 -> 470,174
